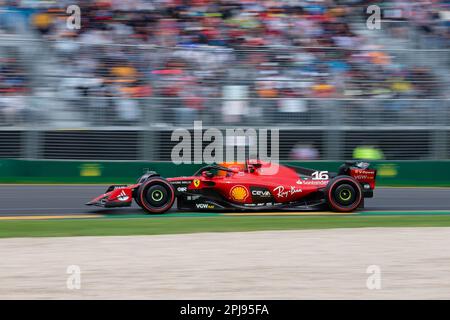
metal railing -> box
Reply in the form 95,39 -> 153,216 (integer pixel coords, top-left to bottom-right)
2,97 -> 448,128
0,37 -> 449,160
0,126 -> 448,161
0,97 -> 449,161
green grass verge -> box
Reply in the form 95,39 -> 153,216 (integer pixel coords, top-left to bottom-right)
2,215 -> 450,238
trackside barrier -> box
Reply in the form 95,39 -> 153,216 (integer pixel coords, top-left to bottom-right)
0,159 -> 449,187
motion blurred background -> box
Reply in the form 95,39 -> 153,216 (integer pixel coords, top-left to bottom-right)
0,0 -> 449,161
2,1 -> 450,301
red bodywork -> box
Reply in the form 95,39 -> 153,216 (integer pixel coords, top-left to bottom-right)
87,184 -> 139,208
348,168 -> 376,190
168,161 -> 330,205
86,160 -> 376,211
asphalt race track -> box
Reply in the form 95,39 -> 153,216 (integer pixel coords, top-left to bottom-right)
0,185 -> 448,217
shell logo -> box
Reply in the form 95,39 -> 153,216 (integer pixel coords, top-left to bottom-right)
230,185 -> 249,202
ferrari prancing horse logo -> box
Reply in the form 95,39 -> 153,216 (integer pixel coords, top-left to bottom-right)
193,179 -> 200,188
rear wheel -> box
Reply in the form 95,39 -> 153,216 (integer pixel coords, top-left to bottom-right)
326,176 -> 362,212
137,178 -> 175,214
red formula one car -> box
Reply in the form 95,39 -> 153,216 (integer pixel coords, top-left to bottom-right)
86,160 -> 376,214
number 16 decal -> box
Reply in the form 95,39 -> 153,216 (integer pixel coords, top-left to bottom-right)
312,171 -> 329,180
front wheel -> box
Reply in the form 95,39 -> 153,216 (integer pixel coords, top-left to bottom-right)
137,178 -> 175,214
325,176 -> 363,212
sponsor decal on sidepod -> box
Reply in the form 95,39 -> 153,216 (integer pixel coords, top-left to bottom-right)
251,190 -> 271,197
273,186 -> 302,198
230,185 -> 249,202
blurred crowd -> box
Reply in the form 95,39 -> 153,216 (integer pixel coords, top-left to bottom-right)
0,0 -> 449,125
381,0 -> 450,45
0,46 -> 29,125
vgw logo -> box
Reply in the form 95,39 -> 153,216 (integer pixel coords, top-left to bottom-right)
196,203 -> 213,209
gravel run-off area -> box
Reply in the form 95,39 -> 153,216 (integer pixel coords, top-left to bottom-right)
1,228 -> 450,299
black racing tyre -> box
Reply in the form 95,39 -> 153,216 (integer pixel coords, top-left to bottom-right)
136,171 -> 159,183
134,191 -> 143,208
134,172 -> 160,208
137,178 -> 175,214
325,176 -> 363,212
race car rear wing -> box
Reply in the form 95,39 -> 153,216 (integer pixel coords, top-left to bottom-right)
339,161 -> 377,194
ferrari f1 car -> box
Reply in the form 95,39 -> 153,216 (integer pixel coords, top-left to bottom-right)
86,160 -> 376,213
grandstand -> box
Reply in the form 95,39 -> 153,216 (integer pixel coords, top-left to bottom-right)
0,0 -> 449,160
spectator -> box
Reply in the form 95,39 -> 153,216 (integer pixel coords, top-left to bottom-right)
0,0 -> 447,126
353,145 -> 385,160
290,144 -> 320,160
